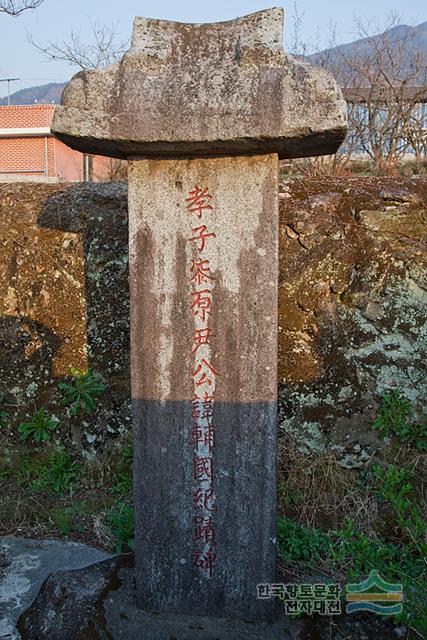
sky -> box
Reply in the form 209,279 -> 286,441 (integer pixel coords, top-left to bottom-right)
0,0 -> 426,98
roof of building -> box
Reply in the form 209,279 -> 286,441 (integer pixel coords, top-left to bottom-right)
0,104 -> 56,129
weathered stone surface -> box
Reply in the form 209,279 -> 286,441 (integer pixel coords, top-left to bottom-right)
0,177 -> 425,465
0,536 -> 110,640
0,182 -> 131,462
49,8 -> 346,623
52,9 -> 347,160
17,555 -> 129,640
129,155 -> 278,619
17,556 -> 398,640
277,176 -> 427,457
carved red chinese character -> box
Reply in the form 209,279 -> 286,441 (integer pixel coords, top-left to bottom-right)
190,258 -> 215,286
194,488 -> 217,511
188,225 -> 216,253
190,289 -> 212,323
200,398 -> 214,421
185,186 -> 213,219
191,404 -> 200,420
193,456 -> 213,481
204,424 -> 215,451
194,515 -> 216,544
192,358 -> 220,387
191,425 -> 203,445
192,548 -> 217,576
191,327 -> 214,354
191,395 -> 203,419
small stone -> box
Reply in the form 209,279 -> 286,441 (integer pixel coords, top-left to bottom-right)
1,537 -> 110,640
379,189 -> 421,205
285,225 -> 299,239
362,301 -> 383,322
307,192 -> 341,210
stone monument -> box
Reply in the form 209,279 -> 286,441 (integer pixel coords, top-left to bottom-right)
52,8 -> 346,621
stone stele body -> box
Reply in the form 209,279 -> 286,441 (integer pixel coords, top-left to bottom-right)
52,8 -> 347,621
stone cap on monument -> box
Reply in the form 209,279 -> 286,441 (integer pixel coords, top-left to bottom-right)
52,8 -> 347,160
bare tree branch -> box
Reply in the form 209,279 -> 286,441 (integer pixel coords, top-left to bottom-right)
29,20 -> 128,69
310,14 -> 427,174
0,0 -> 44,16
289,1 -> 321,58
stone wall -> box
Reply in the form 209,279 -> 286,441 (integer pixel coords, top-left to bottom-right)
0,177 -> 425,459
278,176 -> 426,465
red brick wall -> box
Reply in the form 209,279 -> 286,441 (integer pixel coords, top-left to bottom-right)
55,138 -> 85,181
0,137 -> 49,175
0,104 -> 126,181
0,105 -> 56,176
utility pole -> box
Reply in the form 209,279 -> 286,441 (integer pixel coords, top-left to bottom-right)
0,78 -> 20,105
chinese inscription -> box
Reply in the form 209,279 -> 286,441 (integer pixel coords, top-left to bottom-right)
186,185 -> 219,577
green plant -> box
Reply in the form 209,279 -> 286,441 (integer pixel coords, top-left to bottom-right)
372,390 -> 427,450
277,516 -> 332,566
278,481 -> 304,507
277,461 -> 427,636
107,502 -> 134,553
112,471 -> 132,495
372,464 -> 426,552
32,448 -> 80,494
50,501 -> 88,536
16,451 -> 35,483
59,367 -> 105,416
0,410 -> 9,429
18,408 -> 58,443
50,508 -> 74,536
47,448 -> 80,493
122,445 -> 133,468
112,445 -> 133,495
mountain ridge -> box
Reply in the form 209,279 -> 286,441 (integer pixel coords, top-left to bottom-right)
0,81 -> 66,106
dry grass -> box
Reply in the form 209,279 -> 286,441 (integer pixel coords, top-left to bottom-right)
277,437 -> 378,534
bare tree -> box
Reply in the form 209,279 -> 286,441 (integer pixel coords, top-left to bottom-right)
0,0 -> 44,15
93,157 -> 128,182
404,102 -> 427,166
289,1 -> 321,58
315,15 -> 427,174
29,20 -> 128,69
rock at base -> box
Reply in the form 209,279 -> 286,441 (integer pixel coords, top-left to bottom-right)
17,555 -> 132,640
17,556 -> 399,640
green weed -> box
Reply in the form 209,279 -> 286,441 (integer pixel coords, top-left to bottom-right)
59,367 -> 105,416
31,448 -> 80,494
106,502 -> 134,553
50,501 -> 88,536
278,481 -> 304,507
122,445 -> 133,467
372,390 -> 427,450
0,410 -> 9,429
277,462 -> 427,636
112,444 -> 133,495
18,408 -> 58,444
